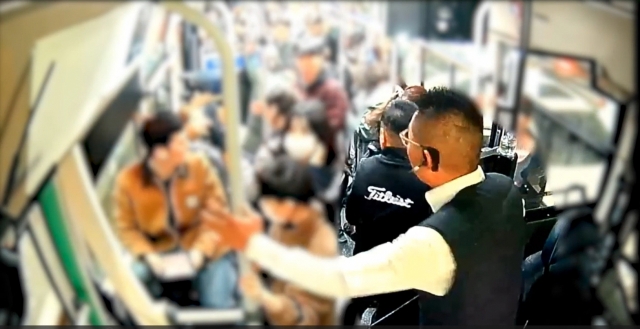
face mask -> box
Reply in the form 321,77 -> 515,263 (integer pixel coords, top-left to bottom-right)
283,133 -> 319,162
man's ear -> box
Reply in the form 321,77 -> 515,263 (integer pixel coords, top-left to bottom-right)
422,148 -> 433,171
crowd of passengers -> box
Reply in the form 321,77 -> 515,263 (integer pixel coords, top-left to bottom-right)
111,6 -> 546,325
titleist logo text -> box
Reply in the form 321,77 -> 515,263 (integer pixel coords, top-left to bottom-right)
364,186 -> 414,208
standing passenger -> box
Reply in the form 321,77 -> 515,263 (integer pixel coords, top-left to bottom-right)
343,99 -> 432,325
294,37 -> 349,144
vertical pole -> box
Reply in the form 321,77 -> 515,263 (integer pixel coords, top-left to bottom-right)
160,2 -> 259,324
509,0 -> 532,131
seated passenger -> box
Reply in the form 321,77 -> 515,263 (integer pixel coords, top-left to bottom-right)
113,112 -> 238,308
239,154 -> 338,325
343,99 -> 433,325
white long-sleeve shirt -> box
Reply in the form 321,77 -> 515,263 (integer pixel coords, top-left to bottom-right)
245,167 -> 487,299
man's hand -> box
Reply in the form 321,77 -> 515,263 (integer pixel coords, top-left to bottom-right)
188,249 -> 205,270
239,270 -> 266,302
144,253 -> 165,276
201,201 -> 263,251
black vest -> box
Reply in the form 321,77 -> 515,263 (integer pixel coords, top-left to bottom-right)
418,173 -> 526,325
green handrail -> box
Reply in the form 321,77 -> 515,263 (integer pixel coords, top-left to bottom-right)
38,180 -> 105,325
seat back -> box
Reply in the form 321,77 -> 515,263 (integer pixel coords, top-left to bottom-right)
520,207 -> 601,325
540,207 -> 599,269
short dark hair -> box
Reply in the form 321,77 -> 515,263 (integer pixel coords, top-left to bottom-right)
412,87 -> 484,172
363,84 -> 425,130
258,154 -> 316,202
141,111 -> 184,151
381,99 -> 418,136
265,89 -> 298,118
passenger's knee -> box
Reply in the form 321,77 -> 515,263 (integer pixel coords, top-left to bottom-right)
201,253 -> 238,282
197,253 -> 239,308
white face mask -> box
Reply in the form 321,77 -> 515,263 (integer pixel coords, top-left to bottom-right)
283,133 -> 319,163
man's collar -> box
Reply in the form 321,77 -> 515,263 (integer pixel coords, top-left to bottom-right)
380,147 -> 408,159
425,166 -> 486,213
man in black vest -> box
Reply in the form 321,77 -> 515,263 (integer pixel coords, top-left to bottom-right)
344,99 -> 432,324
204,87 -> 527,325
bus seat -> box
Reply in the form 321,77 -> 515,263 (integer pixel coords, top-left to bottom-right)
521,207 -> 595,300
519,207 -> 601,324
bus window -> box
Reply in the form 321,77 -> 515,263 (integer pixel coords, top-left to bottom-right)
515,52 -> 622,209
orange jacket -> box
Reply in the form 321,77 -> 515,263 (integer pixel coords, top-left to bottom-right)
113,153 -> 228,259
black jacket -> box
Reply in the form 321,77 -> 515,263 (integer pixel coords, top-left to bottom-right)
344,147 -> 432,325
345,147 -> 432,254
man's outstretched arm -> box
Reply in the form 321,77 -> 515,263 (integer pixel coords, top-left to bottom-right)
244,226 -> 456,299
